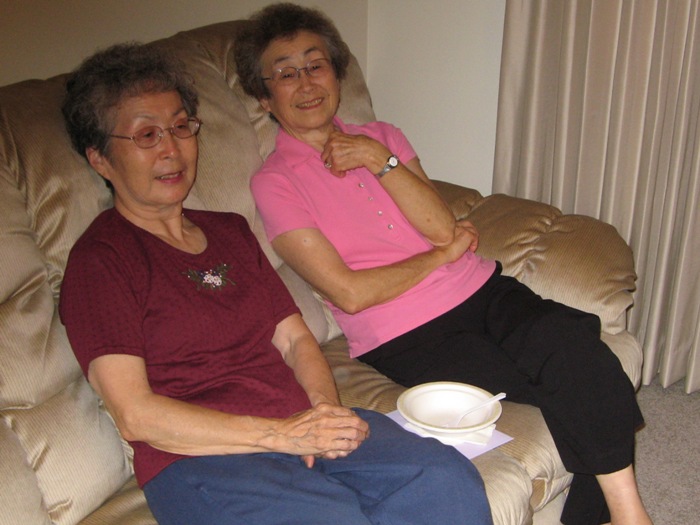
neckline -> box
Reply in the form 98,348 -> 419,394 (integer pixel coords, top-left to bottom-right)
113,208 -> 210,258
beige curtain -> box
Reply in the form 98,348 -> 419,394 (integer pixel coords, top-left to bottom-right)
494,0 -> 700,393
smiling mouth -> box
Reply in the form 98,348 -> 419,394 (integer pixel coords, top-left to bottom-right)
156,171 -> 183,181
297,97 -> 324,109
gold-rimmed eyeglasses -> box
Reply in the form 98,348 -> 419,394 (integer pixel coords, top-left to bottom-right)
262,58 -> 332,85
109,117 -> 202,149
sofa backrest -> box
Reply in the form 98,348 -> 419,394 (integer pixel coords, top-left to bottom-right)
0,21 -> 375,525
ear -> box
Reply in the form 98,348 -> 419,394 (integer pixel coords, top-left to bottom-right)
259,98 -> 272,113
86,147 -> 112,182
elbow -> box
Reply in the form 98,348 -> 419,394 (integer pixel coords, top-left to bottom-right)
429,231 -> 455,247
109,405 -> 148,443
332,296 -> 366,315
423,212 -> 457,247
329,287 -> 371,315
337,300 -> 366,315
113,412 -> 140,443
427,224 -> 456,247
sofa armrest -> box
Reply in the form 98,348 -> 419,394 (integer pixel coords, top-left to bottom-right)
434,182 -> 641,384
434,182 -> 636,337
433,180 -> 483,220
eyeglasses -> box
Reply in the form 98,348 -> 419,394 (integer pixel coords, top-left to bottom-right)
109,117 -> 202,149
262,58 -> 332,85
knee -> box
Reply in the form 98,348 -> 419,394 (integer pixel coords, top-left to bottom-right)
419,440 -> 485,488
424,447 -> 493,523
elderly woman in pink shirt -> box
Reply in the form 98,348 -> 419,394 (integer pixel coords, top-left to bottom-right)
239,3 -> 653,525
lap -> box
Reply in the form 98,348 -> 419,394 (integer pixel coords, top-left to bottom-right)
144,410 -> 492,525
364,272 -> 615,394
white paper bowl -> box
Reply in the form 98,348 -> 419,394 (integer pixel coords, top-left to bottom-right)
397,381 -> 502,435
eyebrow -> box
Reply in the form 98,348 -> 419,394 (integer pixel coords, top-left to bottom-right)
271,46 -> 324,67
135,106 -> 188,119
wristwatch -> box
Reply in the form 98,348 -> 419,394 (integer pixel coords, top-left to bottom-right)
376,154 -> 399,178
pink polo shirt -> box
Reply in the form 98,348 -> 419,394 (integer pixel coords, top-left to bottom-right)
252,118 -> 496,357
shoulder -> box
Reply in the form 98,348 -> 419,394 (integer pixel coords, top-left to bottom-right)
251,164 -> 298,203
342,120 -> 410,150
342,119 -> 402,138
67,209 -> 140,266
343,119 -> 415,160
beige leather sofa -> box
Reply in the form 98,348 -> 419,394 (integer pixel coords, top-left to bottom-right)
0,21 -> 642,525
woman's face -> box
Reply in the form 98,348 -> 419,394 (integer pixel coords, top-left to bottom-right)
259,30 -> 341,141
87,90 -> 198,219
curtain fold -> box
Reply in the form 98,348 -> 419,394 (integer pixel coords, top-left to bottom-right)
494,0 -> 700,393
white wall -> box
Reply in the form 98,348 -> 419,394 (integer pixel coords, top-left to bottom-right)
0,0 -> 368,85
1,0 -> 503,193
367,0 -> 505,194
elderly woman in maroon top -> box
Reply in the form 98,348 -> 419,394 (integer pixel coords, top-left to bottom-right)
58,41 -> 492,525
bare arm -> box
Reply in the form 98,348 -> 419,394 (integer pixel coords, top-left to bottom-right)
271,313 -> 367,466
272,222 -> 478,314
87,315 -> 368,459
271,313 -> 341,408
321,130 -> 456,246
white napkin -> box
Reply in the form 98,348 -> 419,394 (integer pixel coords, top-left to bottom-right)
403,422 -> 497,446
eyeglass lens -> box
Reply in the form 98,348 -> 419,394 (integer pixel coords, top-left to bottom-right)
132,118 -> 201,148
270,59 -> 331,83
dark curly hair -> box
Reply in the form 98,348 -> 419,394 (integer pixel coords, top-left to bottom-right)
62,42 -> 199,160
234,2 -> 351,101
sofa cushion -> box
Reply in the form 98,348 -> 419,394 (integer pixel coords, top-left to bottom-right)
495,403 -> 573,512
1,79 -> 132,523
79,478 -> 156,525
0,419 -> 52,525
0,78 -> 112,296
3,378 -> 131,524
473,451 -> 535,525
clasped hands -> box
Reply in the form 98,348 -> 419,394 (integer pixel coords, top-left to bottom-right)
276,402 -> 369,468
321,129 -> 390,177
436,219 -> 480,263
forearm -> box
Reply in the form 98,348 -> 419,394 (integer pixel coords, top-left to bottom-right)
114,392 -> 365,461
287,339 -> 341,407
110,392 -> 290,457
273,314 -> 341,407
319,244 -> 451,314
89,353 -> 324,458
273,228 -> 467,315
376,162 -> 456,246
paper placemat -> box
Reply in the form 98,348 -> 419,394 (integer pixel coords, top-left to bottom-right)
386,410 -> 513,459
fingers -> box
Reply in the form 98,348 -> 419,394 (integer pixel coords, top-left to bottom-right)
302,454 -> 316,468
321,131 -> 388,176
434,223 -> 478,263
456,220 -> 479,252
278,405 -> 369,459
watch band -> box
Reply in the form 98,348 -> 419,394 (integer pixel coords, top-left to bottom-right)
376,154 -> 399,178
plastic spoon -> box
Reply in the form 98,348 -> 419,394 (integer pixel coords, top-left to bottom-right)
449,392 -> 507,428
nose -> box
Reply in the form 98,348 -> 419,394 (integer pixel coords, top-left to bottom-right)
158,128 -> 181,157
297,69 -> 315,88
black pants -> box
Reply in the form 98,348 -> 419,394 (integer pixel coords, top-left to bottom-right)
359,266 -> 644,525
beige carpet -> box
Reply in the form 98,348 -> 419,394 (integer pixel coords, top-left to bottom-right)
635,377 -> 700,524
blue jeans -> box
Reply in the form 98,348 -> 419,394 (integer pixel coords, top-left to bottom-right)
143,409 -> 493,525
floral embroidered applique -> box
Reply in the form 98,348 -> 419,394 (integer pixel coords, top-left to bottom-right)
184,263 -> 235,291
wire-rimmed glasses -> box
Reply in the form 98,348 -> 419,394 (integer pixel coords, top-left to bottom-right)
262,58 -> 332,85
109,117 -> 202,149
